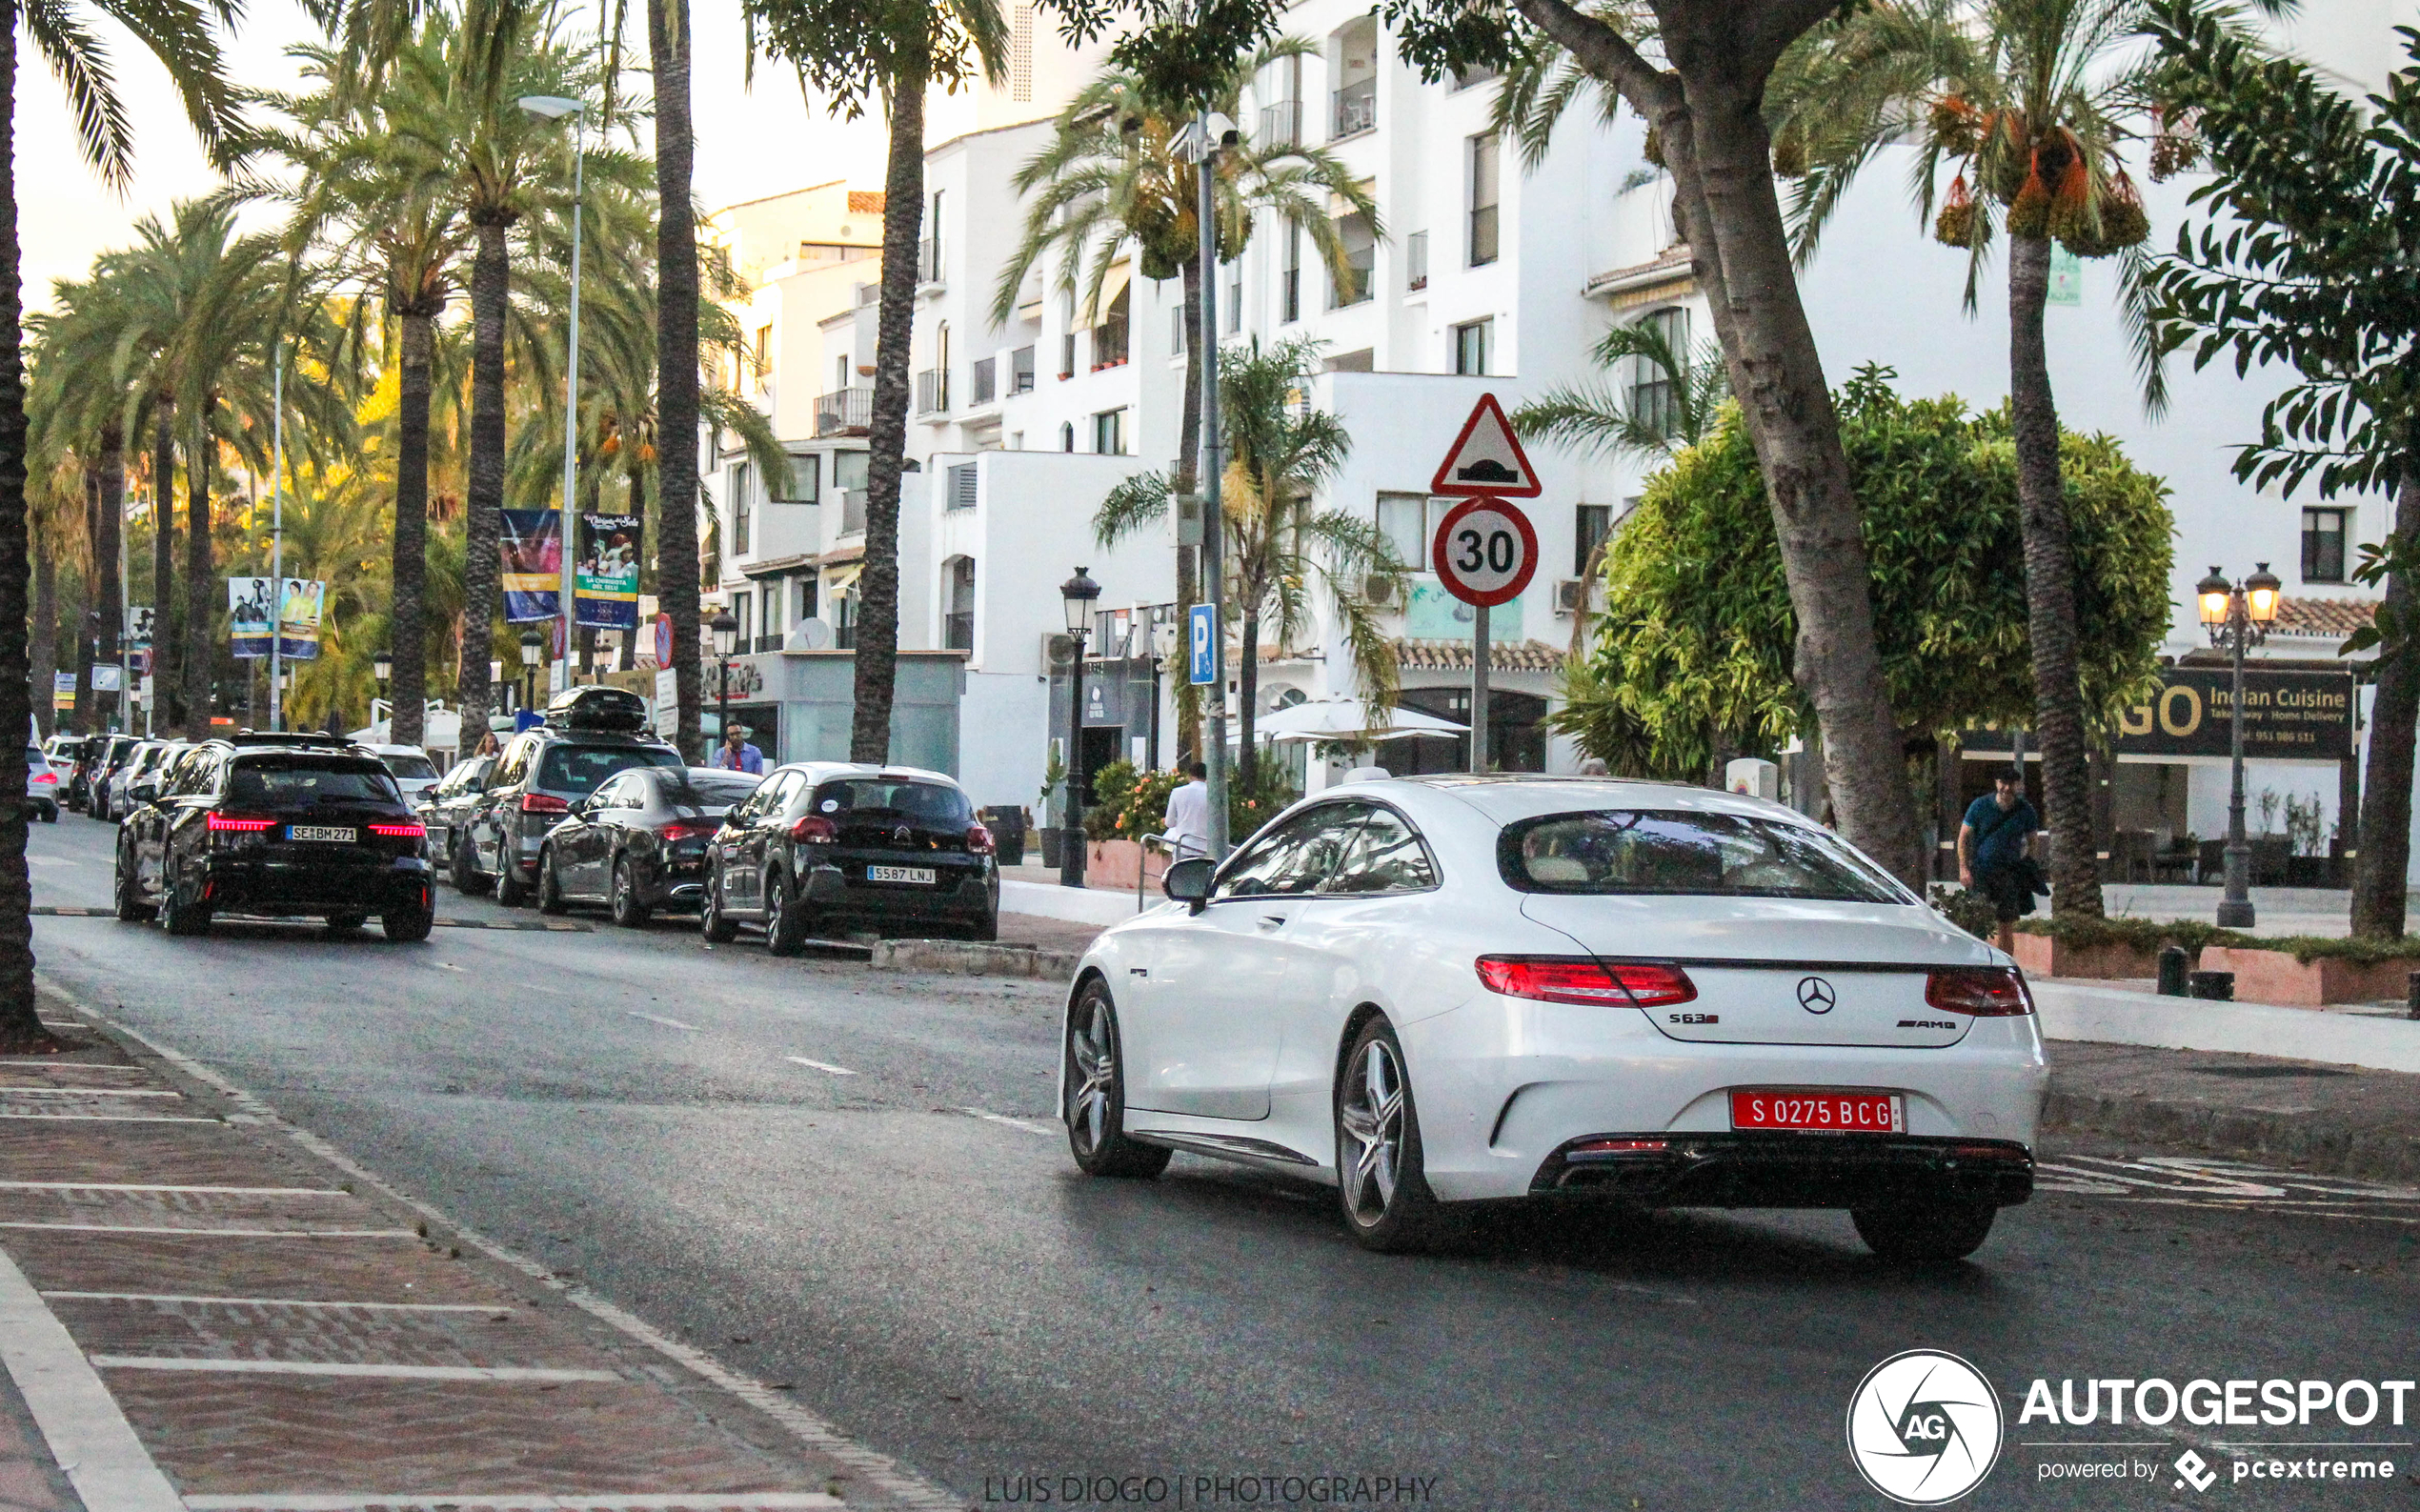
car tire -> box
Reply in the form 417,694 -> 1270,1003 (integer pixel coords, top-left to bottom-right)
699,865 -> 738,943
383,902 -> 435,942
609,857 -> 651,929
763,871 -> 811,957
963,912 -> 998,942
159,868 -> 212,938
536,852 -> 569,916
1062,980 -> 1171,1179
1851,1201 -> 1999,1264
324,914 -> 368,934
1334,1018 -> 1451,1254
495,856 -> 531,908
112,851 -> 154,923
452,834 -> 492,896
89,796 -> 107,823
40,806 -> 56,823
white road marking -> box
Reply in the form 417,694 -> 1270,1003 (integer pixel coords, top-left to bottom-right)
960,1106 -> 1053,1137
0,1181 -> 344,1195
44,1292 -> 501,1312
628,1012 -> 699,1032
0,1245 -> 186,1512
0,1059 -> 146,1069
182,1496 -> 843,1511
0,1088 -> 181,1098
0,1223 -> 415,1238
784,1056 -> 857,1077
0,1113 -> 213,1123
89,1357 -> 621,1382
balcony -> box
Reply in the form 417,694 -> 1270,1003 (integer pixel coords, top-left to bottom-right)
752,634 -> 784,655
1092,322 -> 1129,370
1406,231 -> 1428,292
1332,78 -> 1376,140
840,489 -> 866,534
815,387 -> 871,436
917,238 -> 941,284
1258,99 -> 1301,149
916,368 -> 949,415
1011,345 -> 1036,393
971,356 -> 996,406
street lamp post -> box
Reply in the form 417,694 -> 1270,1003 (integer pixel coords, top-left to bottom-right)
709,609 -> 739,756
518,628 -> 544,720
519,94 -> 587,692
1059,568 -> 1100,889
2198,563 -> 2282,929
372,649 -> 392,739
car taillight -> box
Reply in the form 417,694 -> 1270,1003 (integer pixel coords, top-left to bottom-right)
368,821 -> 426,838
520,793 -> 571,815
205,813 -> 274,833
32,772 -> 54,784
660,819 -> 716,842
1475,956 -> 1696,1008
1926,967 -> 2033,1017
964,822 -> 995,855
790,815 -> 838,844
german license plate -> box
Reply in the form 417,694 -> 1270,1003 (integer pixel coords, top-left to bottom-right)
288,824 -> 356,843
1730,1089 -> 1904,1133
866,865 -> 937,885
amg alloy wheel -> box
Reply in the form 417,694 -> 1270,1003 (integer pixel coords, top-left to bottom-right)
609,857 -> 651,928
1335,1018 -> 1447,1253
159,866 -> 212,938
112,850 -> 154,922
1852,1201 -> 1999,1264
494,856 -> 531,908
452,834 -> 492,896
1062,982 -> 1170,1179
699,865 -> 737,943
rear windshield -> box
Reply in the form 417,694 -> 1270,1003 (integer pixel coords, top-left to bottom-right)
380,754 -> 439,782
1499,810 -> 1911,904
536,743 -> 682,796
229,758 -> 402,807
672,772 -> 762,806
812,778 -> 973,826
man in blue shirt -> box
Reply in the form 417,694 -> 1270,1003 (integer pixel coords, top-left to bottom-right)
715,723 -> 764,775
1959,766 -> 2039,951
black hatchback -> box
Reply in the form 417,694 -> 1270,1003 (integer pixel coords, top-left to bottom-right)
701,762 -> 998,953
113,738 -> 435,939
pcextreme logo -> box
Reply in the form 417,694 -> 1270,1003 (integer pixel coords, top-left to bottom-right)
1846,1350 -> 2006,1505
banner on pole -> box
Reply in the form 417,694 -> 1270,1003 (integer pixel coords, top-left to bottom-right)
50,672 -> 73,711
500,510 -> 562,622
575,513 -> 642,630
276,578 -> 326,661
229,577 -> 274,658
125,605 -> 153,649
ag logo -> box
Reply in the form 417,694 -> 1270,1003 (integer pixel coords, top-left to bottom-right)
1798,976 -> 1838,1014
1845,1349 -> 2004,1505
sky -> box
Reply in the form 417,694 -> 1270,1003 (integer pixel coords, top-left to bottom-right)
15,0 -> 899,312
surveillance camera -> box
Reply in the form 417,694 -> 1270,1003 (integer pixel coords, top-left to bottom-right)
1207,111 -> 1240,147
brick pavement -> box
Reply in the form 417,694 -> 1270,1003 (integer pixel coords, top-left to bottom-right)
0,994 -> 953,1512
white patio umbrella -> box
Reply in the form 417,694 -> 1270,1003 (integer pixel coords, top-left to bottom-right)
1252,697 -> 1467,744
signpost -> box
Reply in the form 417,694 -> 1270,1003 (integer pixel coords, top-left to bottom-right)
1187,603 -> 1216,687
1430,395 -> 1543,773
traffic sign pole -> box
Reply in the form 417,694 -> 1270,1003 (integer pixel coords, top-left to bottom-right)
1471,603 -> 1489,775
1429,492 -> 1541,776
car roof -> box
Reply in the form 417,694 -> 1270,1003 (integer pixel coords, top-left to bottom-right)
1347,774 -> 1816,828
520,727 -> 674,749
366,744 -> 433,758
778,762 -> 961,787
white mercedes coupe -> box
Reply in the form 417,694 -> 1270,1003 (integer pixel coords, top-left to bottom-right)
1059,776 -> 2046,1260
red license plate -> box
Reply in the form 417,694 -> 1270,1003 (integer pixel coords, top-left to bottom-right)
1730,1089 -> 1904,1133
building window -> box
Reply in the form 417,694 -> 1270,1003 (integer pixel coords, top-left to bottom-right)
795,575 -> 817,624
1012,345 -> 1036,393
754,324 -> 773,382
1468,131 -> 1500,267
1060,421 -> 1075,453
731,462 -> 753,554
1405,231 -> 1428,292
1060,294 -> 1078,377
943,556 -> 976,651
732,591 -> 753,648
1630,306 -> 1687,438
1093,408 -> 1126,455
1451,61 -> 1500,91
1171,304 -> 1185,356
1452,318 -> 1491,376
1330,195 -> 1375,308
1223,258 -> 1241,333
1282,219 -> 1301,323
1575,503 -> 1612,575
1377,493 -> 1430,572
1331,17 -> 1378,139
921,190 -> 943,283
2303,507 -> 2349,583
1095,283 -> 1130,367
776,453 -> 819,504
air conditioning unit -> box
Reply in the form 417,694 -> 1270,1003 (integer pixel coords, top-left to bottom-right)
1553,578 -> 1602,616
1041,632 -> 1077,672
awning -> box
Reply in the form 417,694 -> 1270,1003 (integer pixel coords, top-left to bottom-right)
824,561 -> 863,594
1085,259 -> 1132,325
739,553 -> 817,581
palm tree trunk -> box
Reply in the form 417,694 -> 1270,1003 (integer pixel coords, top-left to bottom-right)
0,0 -> 49,1048
626,454 -> 650,597
2007,235 -> 2103,918
181,416 -> 215,738
852,50 -> 929,765
650,0 -> 703,761
69,468 -> 92,735
95,421 -> 122,734
151,397 -> 175,721
456,215 -> 512,738
1238,607 -> 1260,790
2350,459 -> 2420,938
30,542 -> 52,739
1173,256 -> 1202,768
391,310 -> 435,747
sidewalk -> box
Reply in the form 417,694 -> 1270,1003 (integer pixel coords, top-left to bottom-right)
0,991 -> 954,1512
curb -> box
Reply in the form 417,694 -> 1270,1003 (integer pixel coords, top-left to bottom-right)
2041,1084 -> 2420,1186
867,938 -> 1081,980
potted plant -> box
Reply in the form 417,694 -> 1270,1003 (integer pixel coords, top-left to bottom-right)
1037,751 -> 1067,869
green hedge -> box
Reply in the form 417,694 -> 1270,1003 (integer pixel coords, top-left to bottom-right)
2013,913 -> 2420,966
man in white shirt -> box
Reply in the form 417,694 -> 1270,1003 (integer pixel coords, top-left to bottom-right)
1161,761 -> 1211,859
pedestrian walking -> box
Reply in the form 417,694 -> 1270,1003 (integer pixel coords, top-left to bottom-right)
716,723 -> 764,775
1959,766 -> 2041,953
1162,761 -> 1211,859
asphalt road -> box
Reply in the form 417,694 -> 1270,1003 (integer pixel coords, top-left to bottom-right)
24,814 -> 2420,1511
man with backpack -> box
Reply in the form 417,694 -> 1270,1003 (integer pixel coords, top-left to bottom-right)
1959,766 -> 2041,952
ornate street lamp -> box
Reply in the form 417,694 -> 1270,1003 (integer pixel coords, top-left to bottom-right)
372,648 -> 393,685
1059,568 -> 1101,889
709,608 -> 740,756
518,628 -> 544,717
2201,564 -> 2283,928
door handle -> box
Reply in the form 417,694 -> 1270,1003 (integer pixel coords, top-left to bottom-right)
1259,914 -> 1287,930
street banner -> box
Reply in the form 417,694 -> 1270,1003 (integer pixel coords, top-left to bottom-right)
50,672 -> 73,711
575,513 -> 642,630
500,510 -> 562,622
229,577 -> 274,658
126,605 -> 153,649
277,578 -> 326,661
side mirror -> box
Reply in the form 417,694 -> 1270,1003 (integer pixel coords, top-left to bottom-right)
130,781 -> 157,803
1162,857 -> 1216,914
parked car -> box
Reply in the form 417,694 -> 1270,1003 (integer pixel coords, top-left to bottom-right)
366,744 -> 443,804
108,740 -> 184,818
536,766 -> 763,925
452,690 -> 682,905
86,735 -> 141,821
418,755 -> 495,868
699,763 -> 998,954
42,736 -> 89,810
23,746 -> 59,822
1059,776 -> 2046,1262
112,734 -> 434,939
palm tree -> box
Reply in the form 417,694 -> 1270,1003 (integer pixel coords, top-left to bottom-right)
1769,0 -> 2188,917
1100,338 -> 1401,785
648,0 -> 705,756
0,0 -> 242,1044
28,271 -> 141,736
744,0 -> 1010,762
998,40 -> 1380,764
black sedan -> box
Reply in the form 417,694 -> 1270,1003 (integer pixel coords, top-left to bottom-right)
535,766 -> 762,926
114,738 -> 436,940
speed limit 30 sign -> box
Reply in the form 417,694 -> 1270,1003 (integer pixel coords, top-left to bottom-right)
1431,496 -> 1539,607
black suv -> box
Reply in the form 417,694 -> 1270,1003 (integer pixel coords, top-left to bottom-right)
112,734 -> 435,939
451,690 -> 683,905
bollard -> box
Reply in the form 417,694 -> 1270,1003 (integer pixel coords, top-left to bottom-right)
2157,944 -> 2190,998
2188,970 -> 2234,1001
2408,972 -> 2420,1021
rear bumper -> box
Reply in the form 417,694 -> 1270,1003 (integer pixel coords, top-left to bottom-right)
800,863 -> 995,924
199,857 -> 434,916
1531,1132 -> 2034,1209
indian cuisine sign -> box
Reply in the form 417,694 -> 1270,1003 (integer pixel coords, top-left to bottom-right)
1964,669 -> 2353,761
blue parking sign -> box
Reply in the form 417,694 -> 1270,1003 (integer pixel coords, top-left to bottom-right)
1188,603 -> 1217,686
